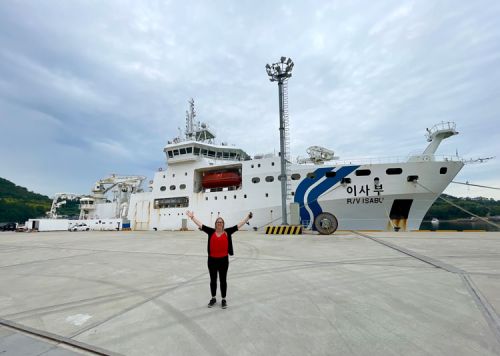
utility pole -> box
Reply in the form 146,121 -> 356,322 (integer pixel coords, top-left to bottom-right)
266,57 -> 294,225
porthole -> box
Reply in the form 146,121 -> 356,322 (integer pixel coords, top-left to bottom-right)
272,162 -> 275,166
258,164 -> 261,168
291,191 -> 295,196
307,173 -> 316,179
355,169 -> 371,176
252,177 -> 260,183
205,197 -> 208,201
224,196 -> 227,200
291,173 -> 301,180
251,164 -> 254,168
341,178 -> 351,184
440,167 -> 447,174
265,193 -> 269,197
169,185 -> 176,190
160,186 -> 166,191
244,194 -> 247,198
214,196 -> 217,200
180,184 -> 186,190
265,176 -> 274,182
386,168 -> 403,175
325,171 -> 336,178
234,195 -> 237,199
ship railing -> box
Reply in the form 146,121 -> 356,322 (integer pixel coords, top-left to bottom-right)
319,154 -> 463,166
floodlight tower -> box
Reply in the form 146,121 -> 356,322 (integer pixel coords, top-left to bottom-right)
266,56 -> 294,225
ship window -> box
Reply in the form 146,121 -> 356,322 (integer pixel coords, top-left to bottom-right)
186,147 -> 192,153
223,152 -> 229,159
355,169 -> 371,176
205,197 -> 208,201
291,173 -> 301,180
201,149 -> 208,156
194,147 -> 200,155
180,184 -> 186,190
154,197 -> 189,209
440,167 -> 447,174
214,196 -> 217,200
272,162 -> 275,166
325,171 -> 336,178
252,177 -> 260,183
185,172 -> 187,176
265,176 -> 274,182
341,178 -> 351,184
180,148 -> 186,154
291,191 -> 295,196
258,164 -> 261,168
173,150 -> 179,156
278,175 -> 286,181
234,195 -> 237,199
251,164 -> 254,168
244,194 -> 247,198
208,150 -> 216,157
407,175 -> 419,182
160,186 -> 166,191
265,193 -> 269,197
163,175 -> 165,178
167,151 -> 173,158
307,173 -> 316,179
224,196 -> 227,199
216,151 -> 223,158
172,174 -> 175,177
386,168 -> 402,175
170,185 -> 176,190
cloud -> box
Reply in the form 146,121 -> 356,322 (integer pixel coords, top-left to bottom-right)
0,0 -> 499,201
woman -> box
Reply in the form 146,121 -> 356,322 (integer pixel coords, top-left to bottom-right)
186,210 -> 252,309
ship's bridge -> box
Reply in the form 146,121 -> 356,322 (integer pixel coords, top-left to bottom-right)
164,141 -> 251,164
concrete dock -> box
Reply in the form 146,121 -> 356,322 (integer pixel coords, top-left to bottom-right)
1,230 -> 499,355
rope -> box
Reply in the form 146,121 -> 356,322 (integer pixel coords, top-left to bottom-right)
452,181 -> 500,190
416,182 -> 500,230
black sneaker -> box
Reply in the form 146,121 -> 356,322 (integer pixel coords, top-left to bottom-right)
221,299 -> 227,309
208,298 -> 216,308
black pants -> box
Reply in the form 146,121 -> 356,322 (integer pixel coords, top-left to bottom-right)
207,256 -> 229,298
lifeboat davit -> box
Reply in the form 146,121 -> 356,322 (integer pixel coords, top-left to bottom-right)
202,171 -> 241,189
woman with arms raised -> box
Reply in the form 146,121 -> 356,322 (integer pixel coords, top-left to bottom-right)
186,211 -> 252,309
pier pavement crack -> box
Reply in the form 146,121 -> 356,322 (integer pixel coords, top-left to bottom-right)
65,270 -> 229,356
351,230 -> 500,346
0,251 -> 104,269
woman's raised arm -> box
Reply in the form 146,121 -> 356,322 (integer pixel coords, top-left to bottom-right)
186,211 -> 203,229
237,212 -> 253,229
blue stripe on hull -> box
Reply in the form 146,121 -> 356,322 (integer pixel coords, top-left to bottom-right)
294,165 -> 359,228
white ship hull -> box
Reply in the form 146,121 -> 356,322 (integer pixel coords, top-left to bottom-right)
127,155 -> 463,232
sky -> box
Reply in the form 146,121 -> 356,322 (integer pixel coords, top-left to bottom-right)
1,0 -> 499,200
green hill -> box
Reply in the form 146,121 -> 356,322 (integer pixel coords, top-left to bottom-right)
0,178 -> 51,223
423,194 -> 500,220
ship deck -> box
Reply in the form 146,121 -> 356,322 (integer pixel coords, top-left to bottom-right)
1,230 -> 500,355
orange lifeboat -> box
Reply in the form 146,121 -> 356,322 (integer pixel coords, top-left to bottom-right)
202,171 -> 241,189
